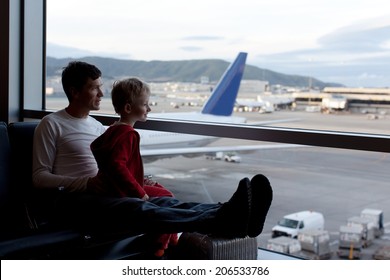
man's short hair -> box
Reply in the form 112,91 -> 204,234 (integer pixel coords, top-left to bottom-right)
61,61 -> 102,101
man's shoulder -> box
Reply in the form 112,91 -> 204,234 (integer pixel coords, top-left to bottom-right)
87,115 -> 103,125
38,110 -> 104,135
36,110 -> 63,128
86,116 -> 105,133
41,109 -> 66,122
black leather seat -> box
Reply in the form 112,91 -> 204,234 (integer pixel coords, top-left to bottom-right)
1,121 -> 258,260
0,122 -> 151,259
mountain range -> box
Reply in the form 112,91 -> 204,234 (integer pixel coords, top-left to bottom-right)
46,56 -> 343,89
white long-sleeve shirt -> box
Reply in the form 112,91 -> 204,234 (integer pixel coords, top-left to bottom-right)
32,109 -> 106,192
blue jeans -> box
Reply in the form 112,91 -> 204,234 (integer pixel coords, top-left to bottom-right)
55,193 -> 222,235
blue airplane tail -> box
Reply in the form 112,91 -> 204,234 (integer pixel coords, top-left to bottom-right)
201,52 -> 247,116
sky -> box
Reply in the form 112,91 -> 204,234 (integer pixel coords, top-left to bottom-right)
47,0 -> 390,87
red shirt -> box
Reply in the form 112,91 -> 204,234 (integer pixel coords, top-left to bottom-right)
91,124 -> 146,198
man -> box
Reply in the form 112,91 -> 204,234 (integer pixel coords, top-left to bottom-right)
32,61 -> 272,239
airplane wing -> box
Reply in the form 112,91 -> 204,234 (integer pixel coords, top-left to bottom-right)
247,118 -> 301,126
141,143 -> 302,162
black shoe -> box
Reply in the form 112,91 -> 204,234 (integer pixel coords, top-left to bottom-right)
248,174 -> 273,237
214,177 -> 251,238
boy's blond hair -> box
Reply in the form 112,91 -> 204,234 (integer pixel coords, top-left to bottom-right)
111,77 -> 150,114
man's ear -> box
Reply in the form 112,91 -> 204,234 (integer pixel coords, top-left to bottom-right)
69,86 -> 78,99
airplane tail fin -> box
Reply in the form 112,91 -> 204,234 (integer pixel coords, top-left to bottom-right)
201,52 -> 247,116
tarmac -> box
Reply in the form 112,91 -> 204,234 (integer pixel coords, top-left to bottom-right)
142,106 -> 390,260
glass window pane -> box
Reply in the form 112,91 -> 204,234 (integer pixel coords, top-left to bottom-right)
44,0 -> 390,259
145,144 -> 390,259
47,0 -> 390,135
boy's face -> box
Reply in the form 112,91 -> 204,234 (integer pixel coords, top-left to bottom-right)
130,90 -> 151,122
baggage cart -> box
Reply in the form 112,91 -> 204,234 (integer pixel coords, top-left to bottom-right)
347,216 -> 375,247
337,225 -> 362,259
361,208 -> 384,238
267,236 -> 301,255
298,229 -> 332,259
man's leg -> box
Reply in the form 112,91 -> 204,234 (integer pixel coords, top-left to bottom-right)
54,178 -> 252,238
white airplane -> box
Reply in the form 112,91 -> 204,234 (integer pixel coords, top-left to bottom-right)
137,52 -> 300,162
235,99 -> 275,113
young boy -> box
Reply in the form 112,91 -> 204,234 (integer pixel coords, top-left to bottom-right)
90,77 -> 178,257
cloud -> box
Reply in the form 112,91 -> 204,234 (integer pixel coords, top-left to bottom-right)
181,36 -> 224,41
47,42 -> 134,59
46,42 -> 95,58
318,25 -> 390,52
179,46 -> 203,52
47,12 -> 390,88
251,16 -> 390,87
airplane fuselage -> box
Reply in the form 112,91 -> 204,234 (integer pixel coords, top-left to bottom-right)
140,112 -> 246,150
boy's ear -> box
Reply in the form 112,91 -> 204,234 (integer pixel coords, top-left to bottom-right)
124,103 -> 132,113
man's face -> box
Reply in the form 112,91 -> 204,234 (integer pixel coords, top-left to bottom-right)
73,77 -> 104,111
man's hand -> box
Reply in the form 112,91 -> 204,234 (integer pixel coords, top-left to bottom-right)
86,176 -> 106,194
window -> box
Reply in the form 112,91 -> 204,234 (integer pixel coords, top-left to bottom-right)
278,219 -> 299,229
14,0 -> 390,259
45,0 -> 390,136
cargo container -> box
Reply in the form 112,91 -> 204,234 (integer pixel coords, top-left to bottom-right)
361,208 -> 384,238
267,236 -> 301,255
338,225 -> 362,259
298,229 -> 332,259
347,216 -> 375,247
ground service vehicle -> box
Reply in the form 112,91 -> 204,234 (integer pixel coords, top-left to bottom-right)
272,211 -> 325,239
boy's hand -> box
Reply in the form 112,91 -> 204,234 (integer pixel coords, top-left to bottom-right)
142,194 -> 149,201
144,178 -> 157,186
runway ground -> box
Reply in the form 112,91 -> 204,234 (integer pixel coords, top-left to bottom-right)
145,144 -> 390,259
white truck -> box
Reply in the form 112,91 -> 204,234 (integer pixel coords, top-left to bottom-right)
321,94 -> 347,113
205,152 -> 241,163
272,211 -> 325,239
